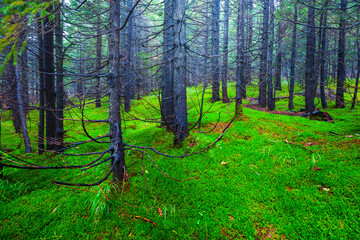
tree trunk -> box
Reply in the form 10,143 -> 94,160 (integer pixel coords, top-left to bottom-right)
245,0 -> 253,92
38,19 -> 45,154
319,4 -> 328,109
55,3 -> 64,150
77,37 -> 84,96
236,0 -> 245,110
351,28 -> 359,109
305,0 -> 316,112
109,0 -> 125,183
288,3 -> 297,110
44,4 -> 57,151
267,0 -> 275,110
15,63 -> 31,153
336,0 -> 347,108
198,0 -> 209,129
173,0 -> 189,145
259,0 -> 269,108
4,54 -> 21,133
124,0 -> 134,112
274,0 -> 283,91
161,0 -> 175,129
211,0 -> 220,102
96,15 -> 102,108
221,0 -> 230,103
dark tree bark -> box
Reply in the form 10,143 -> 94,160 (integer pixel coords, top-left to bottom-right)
319,4 -> 328,109
336,0 -> 347,108
274,0 -> 283,91
245,0 -> 254,92
161,0 -> 175,129
95,15 -> 102,108
198,0 -> 209,129
288,3 -> 297,110
38,19 -> 45,154
211,0 -> 220,102
44,4 -> 57,150
351,28 -> 359,109
124,0 -> 134,112
4,55 -> 21,133
77,37 -> 84,96
259,0 -> 269,108
109,0 -> 125,183
267,0 -> 275,111
305,0 -> 317,112
221,0 -> 230,103
19,32 -> 29,114
55,3 -> 64,150
236,0 -> 245,111
15,63 -> 31,153
173,0 -> 189,145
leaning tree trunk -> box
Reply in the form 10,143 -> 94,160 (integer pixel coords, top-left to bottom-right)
267,0 -> 275,111
288,3 -> 297,110
221,0 -> 230,103
336,0 -> 347,108
109,0 -> 125,183
305,0 -> 316,112
161,0 -> 175,129
55,3 -> 64,150
211,0 -> 220,102
15,63 -> 31,153
259,0 -> 269,108
173,0 -> 189,145
4,54 -> 21,133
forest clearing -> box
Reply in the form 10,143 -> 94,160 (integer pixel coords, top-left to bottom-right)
1,0 -> 360,239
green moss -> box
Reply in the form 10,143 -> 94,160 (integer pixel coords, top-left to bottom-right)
1,82 -> 360,239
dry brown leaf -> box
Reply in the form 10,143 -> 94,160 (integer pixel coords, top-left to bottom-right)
229,215 -> 235,221
158,207 -> 163,217
340,221 -> 344,229
221,161 -> 228,165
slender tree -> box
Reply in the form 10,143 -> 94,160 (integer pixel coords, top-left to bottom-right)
304,0 -> 316,112
236,0 -> 245,111
55,2 -> 64,150
267,0 -> 275,110
336,0 -> 347,108
108,0 -> 125,183
351,28 -> 359,109
221,0 -> 230,103
95,15 -> 102,108
173,0 -> 189,144
37,18 -> 45,154
259,0 -> 269,107
288,3 -> 297,110
211,0 -> 220,102
274,0 -> 283,91
161,0 -> 175,129
319,2 -> 328,109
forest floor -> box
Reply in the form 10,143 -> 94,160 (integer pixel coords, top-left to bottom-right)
0,82 -> 359,239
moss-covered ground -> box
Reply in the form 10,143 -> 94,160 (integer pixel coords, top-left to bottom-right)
0,82 -> 359,239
